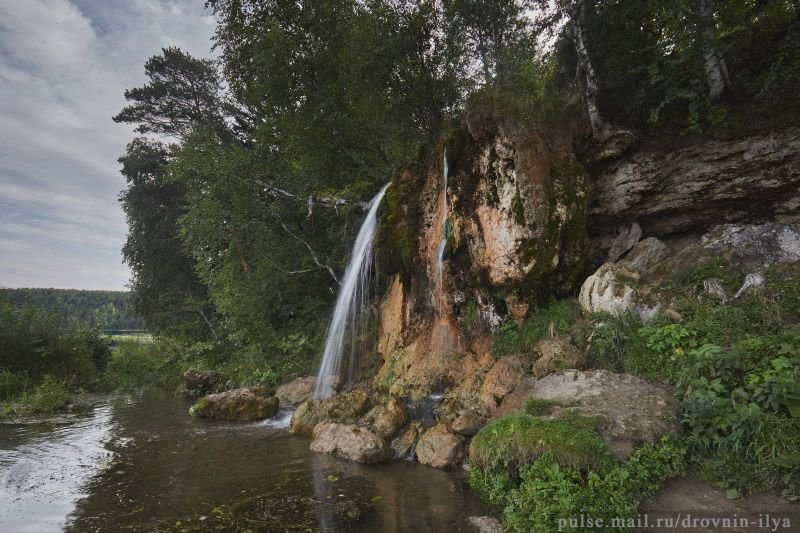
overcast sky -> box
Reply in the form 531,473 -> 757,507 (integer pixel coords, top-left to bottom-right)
0,0 -> 216,290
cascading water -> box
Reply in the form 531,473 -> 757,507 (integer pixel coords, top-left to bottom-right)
434,148 -> 448,311
314,183 -> 390,399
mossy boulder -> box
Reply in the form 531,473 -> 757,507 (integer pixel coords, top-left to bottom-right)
289,389 -> 371,437
469,414 -> 613,474
189,385 -> 279,421
275,375 -> 316,407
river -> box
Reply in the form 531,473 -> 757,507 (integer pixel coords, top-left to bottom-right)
0,389 -> 486,532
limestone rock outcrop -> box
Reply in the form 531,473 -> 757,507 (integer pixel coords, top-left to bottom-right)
589,129 -> 800,240
479,355 -> 529,412
361,396 -> 408,440
289,389 -> 370,437
501,370 -> 681,460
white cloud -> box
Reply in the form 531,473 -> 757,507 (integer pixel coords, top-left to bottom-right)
0,0 -> 216,290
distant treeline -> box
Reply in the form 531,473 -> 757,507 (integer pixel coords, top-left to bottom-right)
0,288 -> 144,331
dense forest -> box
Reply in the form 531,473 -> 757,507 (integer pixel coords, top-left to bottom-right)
114,0 -> 799,380
0,288 -> 144,330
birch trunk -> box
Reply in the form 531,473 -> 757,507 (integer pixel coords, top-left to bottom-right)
569,0 -> 610,140
698,0 -> 730,99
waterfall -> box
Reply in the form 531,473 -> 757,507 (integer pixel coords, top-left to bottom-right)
314,183 -> 390,399
434,148 -> 448,311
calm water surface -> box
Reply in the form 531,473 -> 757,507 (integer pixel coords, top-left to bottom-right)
0,390 -> 486,531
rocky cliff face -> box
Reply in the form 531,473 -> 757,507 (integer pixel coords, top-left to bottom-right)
373,121 -> 590,399
369,124 -> 799,403
588,128 -> 800,250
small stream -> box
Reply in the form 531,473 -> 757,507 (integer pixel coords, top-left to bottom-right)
0,390 -> 486,532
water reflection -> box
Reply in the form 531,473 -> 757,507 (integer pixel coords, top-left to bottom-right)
1,389 -> 486,531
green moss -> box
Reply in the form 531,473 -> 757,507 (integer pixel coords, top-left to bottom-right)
374,166 -> 426,279
469,413 -> 613,474
524,398 -> 561,416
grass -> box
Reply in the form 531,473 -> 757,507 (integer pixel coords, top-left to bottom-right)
0,375 -> 71,418
469,413 -> 613,474
492,299 -> 580,358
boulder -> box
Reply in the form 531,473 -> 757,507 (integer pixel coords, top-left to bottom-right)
514,369 -> 681,460
479,355 -> 529,412
578,263 -> 642,316
620,237 -> 669,273
451,410 -> 487,436
362,396 -> 408,440
183,370 -> 222,395
275,376 -> 316,407
190,385 -> 279,421
289,389 -> 371,437
310,422 -> 387,464
531,337 -> 587,379
390,422 -> 422,459
699,223 -> 800,273
415,423 -> 465,469
607,222 -> 642,262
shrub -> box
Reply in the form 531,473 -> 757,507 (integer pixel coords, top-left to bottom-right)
103,339 -> 168,390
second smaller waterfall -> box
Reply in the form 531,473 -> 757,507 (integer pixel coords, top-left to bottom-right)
434,148 -> 448,311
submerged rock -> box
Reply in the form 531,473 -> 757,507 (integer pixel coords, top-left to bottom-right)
189,385 -> 279,421
289,389 -> 371,437
275,375 -> 316,407
415,423 -> 465,469
479,355 -> 529,412
310,422 -> 387,464
183,370 -> 222,395
531,337 -> 586,379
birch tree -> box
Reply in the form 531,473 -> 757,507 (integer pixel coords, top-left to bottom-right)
696,0 -> 730,99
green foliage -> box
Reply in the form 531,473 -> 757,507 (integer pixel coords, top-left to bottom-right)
470,433 -> 686,532
0,288 -> 143,330
470,414 -> 613,475
668,257 -> 741,294
0,375 -> 72,418
584,312 -> 642,373
677,328 -> 800,497
766,264 -> 800,319
492,299 -> 580,357
103,339 -> 171,391
524,398 -> 560,416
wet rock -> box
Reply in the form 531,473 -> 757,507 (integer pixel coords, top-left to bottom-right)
607,222 -> 642,262
275,376 -> 316,407
415,423 -> 465,469
514,369 -> 681,460
578,263 -> 642,316
479,355 -> 529,412
310,422 -> 387,464
589,129 -> 800,239
451,410 -> 487,436
189,385 -> 279,421
468,516 -> 504,533
362,396 -> 408,440
183,370 -> 222,395
390,422 -> 422,459
531,337 -> 587,379
620,237 -> 669,273
289,389 -> 371,437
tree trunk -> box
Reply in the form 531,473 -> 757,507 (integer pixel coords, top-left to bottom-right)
697,0 -> 730,100
569,0 -> 611,140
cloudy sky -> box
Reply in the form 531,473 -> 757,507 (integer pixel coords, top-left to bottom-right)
0,0 -> 216,290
